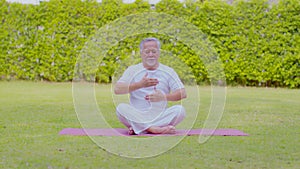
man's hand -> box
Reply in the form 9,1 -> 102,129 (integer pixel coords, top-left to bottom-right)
145,89 -> 166,102
139,73 -> 159,88
114,73 -> 159,94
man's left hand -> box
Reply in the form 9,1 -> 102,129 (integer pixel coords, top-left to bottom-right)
145,89 -> 166,102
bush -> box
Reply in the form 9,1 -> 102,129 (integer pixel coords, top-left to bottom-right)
0,0 -> 299,88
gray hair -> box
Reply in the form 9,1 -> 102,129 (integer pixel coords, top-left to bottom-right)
139,38 -> 161,53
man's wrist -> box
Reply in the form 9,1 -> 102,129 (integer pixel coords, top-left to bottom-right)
130,82 -> 142,92
135,81 -> 143,89
164,94 -> 168,101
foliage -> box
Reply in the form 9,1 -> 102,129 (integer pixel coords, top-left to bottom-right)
0,0 -> 299,88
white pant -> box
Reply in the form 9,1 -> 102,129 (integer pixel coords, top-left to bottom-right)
116,103 -> 186,134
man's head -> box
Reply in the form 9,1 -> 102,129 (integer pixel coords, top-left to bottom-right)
140,38 -> 161,70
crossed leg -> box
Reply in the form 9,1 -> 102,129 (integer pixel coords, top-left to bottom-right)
117,104 -> 185,135
146,125 -> 176,134
128,125 -> 175,135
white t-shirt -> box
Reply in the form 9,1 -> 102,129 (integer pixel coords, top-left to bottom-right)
117,63 -> 184,111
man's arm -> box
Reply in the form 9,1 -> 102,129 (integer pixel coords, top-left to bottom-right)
166,88 -> 187,101
114,82 -> 142,94
145,88 -> 187,102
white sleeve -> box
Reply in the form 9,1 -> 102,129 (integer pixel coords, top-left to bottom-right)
169,69 -> 184,92
117,64 -> 141,83
118,67 -> 133,83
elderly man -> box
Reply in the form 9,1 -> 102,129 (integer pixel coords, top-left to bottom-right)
114,38 -> 187,135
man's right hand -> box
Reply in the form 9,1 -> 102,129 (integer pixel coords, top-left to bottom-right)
114,73 -> 159,95
139,73 -> 159,88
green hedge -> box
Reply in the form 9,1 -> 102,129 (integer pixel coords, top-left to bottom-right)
0,0 -> 299,88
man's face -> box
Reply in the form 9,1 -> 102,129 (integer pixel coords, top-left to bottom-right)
141,41 -> 160,70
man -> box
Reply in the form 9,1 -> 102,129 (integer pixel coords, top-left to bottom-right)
114,37 -> 187,135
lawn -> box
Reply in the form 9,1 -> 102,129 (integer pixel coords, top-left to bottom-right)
0,81 -> 299,169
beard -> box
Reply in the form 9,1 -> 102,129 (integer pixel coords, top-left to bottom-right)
146,58 -> 157,67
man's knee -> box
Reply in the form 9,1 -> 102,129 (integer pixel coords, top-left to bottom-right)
116,104 -> 131,128
116,103 -> 130,115
167,105 -> 185,126
174,105 -> 186,119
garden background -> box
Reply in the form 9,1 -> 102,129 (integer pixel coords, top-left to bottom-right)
1,0 -> 300,168
0,0 -> 299,88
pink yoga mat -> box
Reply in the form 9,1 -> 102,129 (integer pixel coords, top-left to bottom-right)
59,128 -> 249,136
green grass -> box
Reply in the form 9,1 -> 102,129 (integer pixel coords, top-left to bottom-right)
0,81 -> 299,169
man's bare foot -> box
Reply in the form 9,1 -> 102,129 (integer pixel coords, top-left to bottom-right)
128,127 -> 136,135
146,125 -> 176,134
